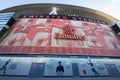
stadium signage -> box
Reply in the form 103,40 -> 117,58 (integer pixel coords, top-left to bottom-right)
19,14 -> 107,24
54,25 -> 85,40
54,33 -> 85,40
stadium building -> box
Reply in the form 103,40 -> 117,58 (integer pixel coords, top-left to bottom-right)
0,3 -> 120,80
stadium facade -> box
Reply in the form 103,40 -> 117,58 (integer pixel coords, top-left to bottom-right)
0,4 -> 120,80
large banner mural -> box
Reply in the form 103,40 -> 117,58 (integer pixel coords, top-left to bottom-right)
0,18 -> 120,56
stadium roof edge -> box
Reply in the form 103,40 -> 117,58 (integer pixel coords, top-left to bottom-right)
0,3 -> 118,26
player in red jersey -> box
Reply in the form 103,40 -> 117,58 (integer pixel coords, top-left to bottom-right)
7,19 -> 36,46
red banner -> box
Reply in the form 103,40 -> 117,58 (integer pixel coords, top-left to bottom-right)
0,18 -> 120,56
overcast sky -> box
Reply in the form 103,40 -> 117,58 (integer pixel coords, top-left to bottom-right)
0,0 -> 120,20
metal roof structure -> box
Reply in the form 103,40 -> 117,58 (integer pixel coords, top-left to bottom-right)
0,3 -> 117,26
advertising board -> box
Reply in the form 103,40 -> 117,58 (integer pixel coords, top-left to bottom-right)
0,18 -> 120,56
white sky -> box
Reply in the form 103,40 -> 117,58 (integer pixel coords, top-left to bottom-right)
0,0 -> 120,20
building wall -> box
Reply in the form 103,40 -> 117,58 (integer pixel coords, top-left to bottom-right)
0,4 -> 120,56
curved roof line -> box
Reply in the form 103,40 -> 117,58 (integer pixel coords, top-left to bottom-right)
0,3 -> 117,26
